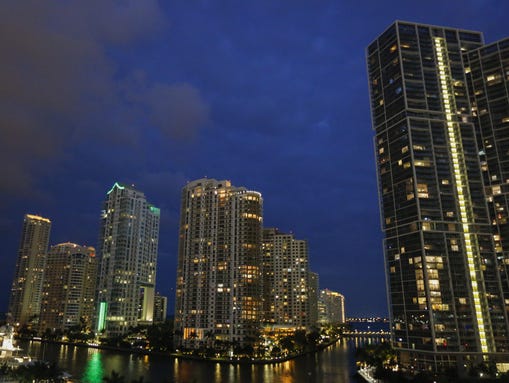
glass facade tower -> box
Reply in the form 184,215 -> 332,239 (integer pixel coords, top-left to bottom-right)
367,21 -> 509,370
96,182 -> 160,336
464,39 -> 509,318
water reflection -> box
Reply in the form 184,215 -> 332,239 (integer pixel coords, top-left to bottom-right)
21,340 -> 358,382
82,352 -> 103,383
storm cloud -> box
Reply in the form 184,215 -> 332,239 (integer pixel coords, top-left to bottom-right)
0,1 -> 209,196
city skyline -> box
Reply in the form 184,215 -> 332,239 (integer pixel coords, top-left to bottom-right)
2,1 -> 509,318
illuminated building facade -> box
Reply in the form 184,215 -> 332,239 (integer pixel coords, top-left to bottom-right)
174,179 -> 263,348
96,183 -> 160,336
318,289 -> 345,324
39,243 -> 97,333
261,228 -> 276,324
368,21 -> 509,369
308,271 -> 319,326
262,228 -> 310,328
464,38 -> 509,316
153,292 -> 168,323
9,214 -> 51,327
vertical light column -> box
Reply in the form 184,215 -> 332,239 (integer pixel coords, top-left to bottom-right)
434,37 -> 490,354
97,302 -> 107,333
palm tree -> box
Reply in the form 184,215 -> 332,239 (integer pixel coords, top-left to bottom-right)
204,330 -> 214,349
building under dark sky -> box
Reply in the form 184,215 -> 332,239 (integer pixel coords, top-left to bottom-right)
368,21 -> 509,370
96,183 -> 160,336
8,214 -> 51,326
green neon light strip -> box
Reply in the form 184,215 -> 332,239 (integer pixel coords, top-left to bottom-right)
149,205 -> 160,216
107,182 -> 125,195
97,301 -> 107,332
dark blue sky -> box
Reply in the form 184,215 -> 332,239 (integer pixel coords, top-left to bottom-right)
1,1 -> 508,317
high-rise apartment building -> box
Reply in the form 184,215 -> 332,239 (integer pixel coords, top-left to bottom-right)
318,289 -> 345,324
39,243 -> 97,333
153,292 -> 168,324
9,214 -> 51,327
308,271 -> 319,326
463,38 -> 509,311
262,228 -> 310,328
174,179 -> 263,349
262,228 -> 276,324
367,21 -> 509,369
96,182 -> 160,336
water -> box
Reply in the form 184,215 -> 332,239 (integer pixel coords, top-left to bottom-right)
19,339 -> 361,383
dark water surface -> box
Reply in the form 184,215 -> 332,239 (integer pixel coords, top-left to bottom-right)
20,339 -> 359,383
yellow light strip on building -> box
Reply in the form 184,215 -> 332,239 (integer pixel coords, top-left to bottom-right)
26,214 -> 51,223
433,37 -> 489,354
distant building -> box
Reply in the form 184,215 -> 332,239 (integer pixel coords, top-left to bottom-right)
261,228 -> 276,324
96,182 -> 160,336
174,178 -> 263,349
367,21 -> 509,369
262,228 -> 310,329
9,214 -> 51,327
153,292 -> 168,323
308,271 -> 319,326
39,243 -> 97,333
318,289 -> 345,324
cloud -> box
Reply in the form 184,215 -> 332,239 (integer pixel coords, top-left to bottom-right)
144,83 -> 210,141
0,1 -> 208,197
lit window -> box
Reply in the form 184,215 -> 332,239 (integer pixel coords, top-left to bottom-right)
415,160 -> 431,167
417,184 -> 429,198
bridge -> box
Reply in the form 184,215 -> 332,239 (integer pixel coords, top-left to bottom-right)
342,330 -> 390,339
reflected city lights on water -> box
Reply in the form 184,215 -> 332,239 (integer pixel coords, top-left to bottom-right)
82,352 -> 103,383
19,338 -> 372,382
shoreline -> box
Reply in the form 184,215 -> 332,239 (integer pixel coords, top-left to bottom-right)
21,336 -> 341,365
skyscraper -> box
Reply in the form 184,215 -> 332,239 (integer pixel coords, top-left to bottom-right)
367,21 -> 509,369
463,38 -> 509,314
174,178 -> 263,349
96,182 -> 160,336
9,214 -> 51,327
308,271 -> 319,326
262,228 -> 311,328
318,289 -> 345,324
39,243 -> 97,333
153,292 -> 168,324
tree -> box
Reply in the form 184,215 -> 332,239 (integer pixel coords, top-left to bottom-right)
146,321 -> 174,352
204,330 -> 214,348
294,330 -> 307,351
103,370 -> 126,383
306,330 -> 320,349
11,361 -> 64,383
0,363 -> 11,376
279,336 -> 295,354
